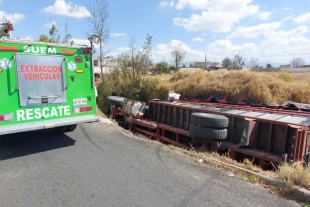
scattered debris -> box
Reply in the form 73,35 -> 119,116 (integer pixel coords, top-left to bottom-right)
226,172 -> 234,177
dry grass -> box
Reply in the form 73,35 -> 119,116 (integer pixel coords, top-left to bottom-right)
277,163 -> 310,190
148,70 -> 310,104
168,145 -> 310,195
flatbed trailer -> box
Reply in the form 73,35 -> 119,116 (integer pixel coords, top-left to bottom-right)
108,96 -> 310,169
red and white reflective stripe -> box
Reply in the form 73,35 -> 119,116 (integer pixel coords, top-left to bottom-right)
73,106 -> 92,114
60,50 -> 75,55
0,113 -> 14,122
0,46 -> 19,51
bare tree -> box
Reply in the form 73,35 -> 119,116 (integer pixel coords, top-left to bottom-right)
291,57 -> 304,67
113,34 -> 153,99
249,57 -> 259,69
62,22 -> 72,44
88,0 -> 110,76
171,43 -> 186,69
232,53 -> 246,69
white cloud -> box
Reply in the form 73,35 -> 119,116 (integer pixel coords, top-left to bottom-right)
116,47 -> 130,52
41,0 -> 91,19
71,38 -> 91,47
283,15 -> 294,22
43,21 -> 56,28
175,0 -> 258,11
106,47 -> 130,59
159,0 -> 174,9
191,37 -> 203,42
112,33 -> 126,37
282,7 -> 292,11
258,11 -> 273,21
227,22 -> 282,39
153,39 -> 205,63
0,11 -> 25,24
71,38 -> 109,50
151,24 -> 310,65
173,0 -> 259,32
207,27 -> 310,65
207,39 -> 255,57
268,26 -> 308,39
293,13 -> 310,24
19,36 -> 32,40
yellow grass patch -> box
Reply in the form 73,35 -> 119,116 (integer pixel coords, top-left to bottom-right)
148,70 -> 310,104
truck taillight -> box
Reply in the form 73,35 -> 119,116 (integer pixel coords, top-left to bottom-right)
73,106 -> 92,114
75,56 -> 82,62
0,113 -> 14,122
82,49 -> 91,54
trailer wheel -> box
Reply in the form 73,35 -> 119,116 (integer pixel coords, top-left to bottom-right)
191,113 -> 229,128
107,96 -> 125,107
189,124 -> 227,140
67,124 -> 77,132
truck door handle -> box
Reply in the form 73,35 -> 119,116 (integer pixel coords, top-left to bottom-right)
27,95 -> 60,99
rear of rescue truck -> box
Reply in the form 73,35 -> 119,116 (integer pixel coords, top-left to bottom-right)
0,35 -> 101,135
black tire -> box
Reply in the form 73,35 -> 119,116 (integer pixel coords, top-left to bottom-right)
189,124 -> 227,140
107,96 -> 125,107
56,126 -> 68,133
67,124 -> 77,132
191,112 -> 229,128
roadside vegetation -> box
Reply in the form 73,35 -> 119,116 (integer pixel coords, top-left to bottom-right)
165,145 -> 310,198
166,70 -> 310,104
97,68 -> 310,114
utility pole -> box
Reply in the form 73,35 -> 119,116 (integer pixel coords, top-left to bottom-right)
205,53 -> 207,69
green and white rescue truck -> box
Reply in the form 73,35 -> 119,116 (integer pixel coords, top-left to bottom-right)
0,19 -> 99,135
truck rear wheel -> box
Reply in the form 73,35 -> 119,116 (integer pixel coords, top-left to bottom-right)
189,124 -> 227,140
66,124 -> 77,132
56,124 -> 77,133
190,113 -> 229,128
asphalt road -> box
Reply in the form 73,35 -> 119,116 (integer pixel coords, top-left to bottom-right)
0,120 -> 301,207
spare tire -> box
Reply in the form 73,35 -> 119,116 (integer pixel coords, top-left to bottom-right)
189,124 -> 227,140
108,96 -> 125,107
191,112 -> 229,128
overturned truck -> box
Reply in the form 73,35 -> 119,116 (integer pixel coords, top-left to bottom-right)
108,96 -> 310,169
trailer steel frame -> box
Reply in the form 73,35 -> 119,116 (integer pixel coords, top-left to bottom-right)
110,99 -> 310,168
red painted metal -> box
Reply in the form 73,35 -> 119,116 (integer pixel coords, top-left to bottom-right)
109,98 -> 310,166
179,100 -> 310,117
60,50 -> 75,55
0,46 -> 19,51
135,127 -> 191,150
133,118 -> 157,130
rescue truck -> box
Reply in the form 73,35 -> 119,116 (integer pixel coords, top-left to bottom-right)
0,17 -> 99,135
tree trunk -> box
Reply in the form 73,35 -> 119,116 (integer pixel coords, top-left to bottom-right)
100,41 -> 103,77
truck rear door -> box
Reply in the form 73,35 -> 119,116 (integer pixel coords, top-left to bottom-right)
14,54 -> 67,107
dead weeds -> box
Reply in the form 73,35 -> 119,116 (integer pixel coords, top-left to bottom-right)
167,145 -> 310,197
149,70 -> 310,104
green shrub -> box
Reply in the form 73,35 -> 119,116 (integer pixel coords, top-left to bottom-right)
278,73 -> 294,83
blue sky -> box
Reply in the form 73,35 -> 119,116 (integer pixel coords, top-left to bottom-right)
1,0 -> 310,67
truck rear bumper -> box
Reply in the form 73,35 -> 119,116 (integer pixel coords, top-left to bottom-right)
0,115 -> 99,135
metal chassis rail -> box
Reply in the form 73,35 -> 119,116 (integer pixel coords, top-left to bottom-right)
110,99 -> 310,168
